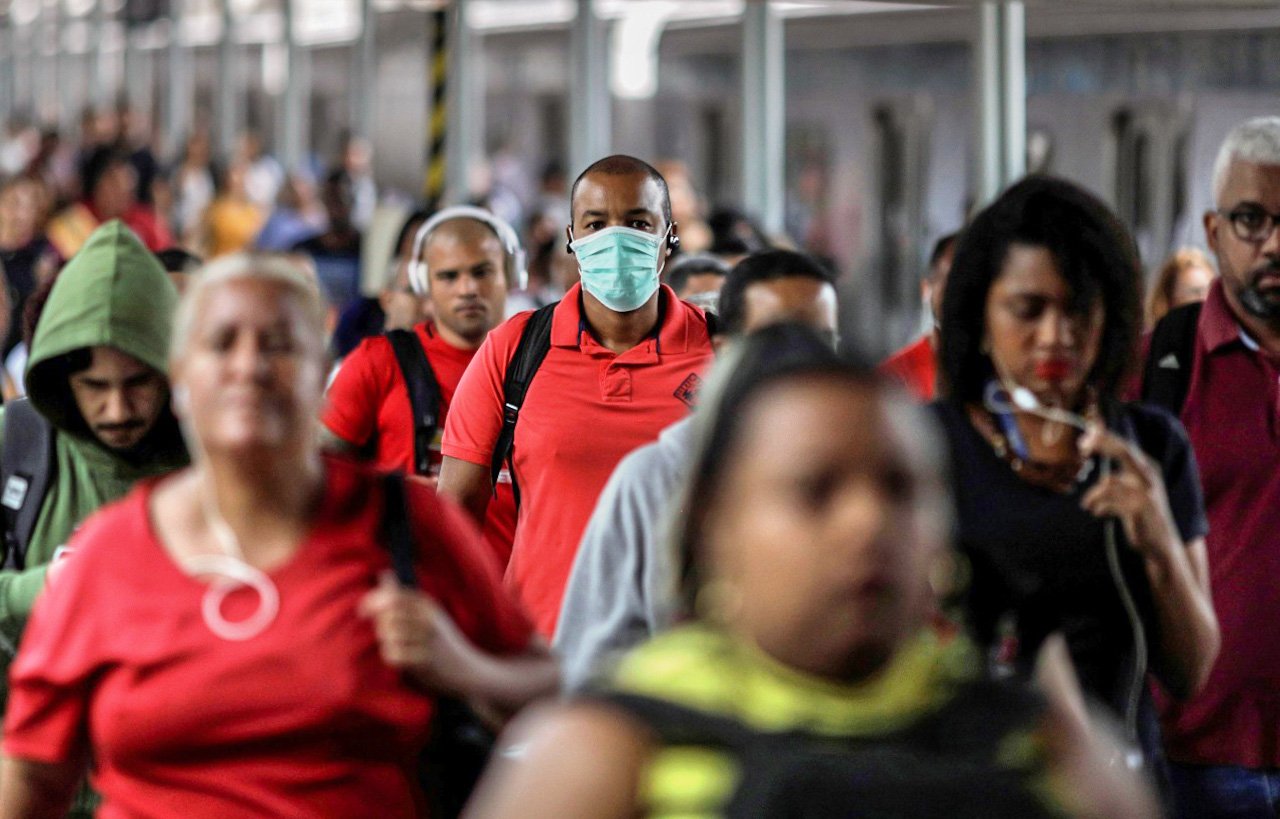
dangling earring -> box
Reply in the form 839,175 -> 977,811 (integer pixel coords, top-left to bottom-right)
173,385 -> 190,415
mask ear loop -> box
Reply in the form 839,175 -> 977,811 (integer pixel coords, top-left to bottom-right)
656,225 -> 673,279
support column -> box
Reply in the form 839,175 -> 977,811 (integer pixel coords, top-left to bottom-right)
740,0 -> 785,235
280,0 -> 308,171
167,6 -> 191,150
123,28 -> 144,113
0,18 -> 14,123
89,0 -> 107,107
44,3 -> 61,126
423,7 -> 447,205
216,0 -> 238,160
445,0 -> 477,204
974,0 -> 1025,206
349,0 -> 375,140
569,0 -> 609,175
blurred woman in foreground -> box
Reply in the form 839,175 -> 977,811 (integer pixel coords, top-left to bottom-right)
467,323 -> 1154,818
0,254 -> 556,817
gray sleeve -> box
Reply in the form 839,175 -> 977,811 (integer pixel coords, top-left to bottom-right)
554,445 -> 674,692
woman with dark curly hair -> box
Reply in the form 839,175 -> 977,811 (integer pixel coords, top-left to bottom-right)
934,176 -> 1219,769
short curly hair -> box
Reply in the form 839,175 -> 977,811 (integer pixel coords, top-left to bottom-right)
938,176 -> 1142,404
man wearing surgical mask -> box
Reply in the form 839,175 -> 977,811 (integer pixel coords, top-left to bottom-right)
440,155 -> 716,638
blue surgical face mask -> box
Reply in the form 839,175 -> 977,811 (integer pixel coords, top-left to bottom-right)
569,225 -> 668,313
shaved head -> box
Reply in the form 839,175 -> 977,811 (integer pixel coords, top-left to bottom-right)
571,154 -> 672,225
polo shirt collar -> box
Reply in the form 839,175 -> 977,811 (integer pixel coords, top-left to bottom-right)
1201,278 -> 1248,355
550,283 -> 694,354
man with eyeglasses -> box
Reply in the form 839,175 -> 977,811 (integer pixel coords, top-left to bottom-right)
1141,117 -> 1280,819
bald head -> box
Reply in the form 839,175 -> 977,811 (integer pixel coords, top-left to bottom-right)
421,217 -> 508,348
424,217 -> 505,257
571,154 -> 672,225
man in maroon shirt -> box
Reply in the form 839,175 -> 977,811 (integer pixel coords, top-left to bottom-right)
1149,116 -> 1280,818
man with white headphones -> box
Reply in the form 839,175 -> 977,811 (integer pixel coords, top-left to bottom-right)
322,205 -> 523,564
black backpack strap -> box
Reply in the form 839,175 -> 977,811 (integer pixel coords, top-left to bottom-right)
385,329 -> 442,477
379,471 -> 496,819
379,471 -> 418,588
491,303 -> 557,505
1,399 -> 55,571
1141,301 -> 1203,416
703,309 -> 719,338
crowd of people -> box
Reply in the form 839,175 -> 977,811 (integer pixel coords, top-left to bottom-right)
0,101 -> 1275,819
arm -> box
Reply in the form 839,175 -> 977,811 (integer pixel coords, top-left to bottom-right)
1039,699 -> 1158,819
1079,426 -> 1219,699
437,457 -> 494,528
0,567 -> 51,629
318,423 -> 360,457
0,756 -> 83,819
359,576 -> 558,721
464,702 -> 650,819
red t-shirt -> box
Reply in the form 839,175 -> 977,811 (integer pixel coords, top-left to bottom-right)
880,334 -> 937,401
323,321 -> 518,564
442,283 -> 714,638
1154,280 -> 1280,768
3,456 -> 533,818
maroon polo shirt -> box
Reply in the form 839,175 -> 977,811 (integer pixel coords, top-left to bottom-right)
1157,279 -> 1280,768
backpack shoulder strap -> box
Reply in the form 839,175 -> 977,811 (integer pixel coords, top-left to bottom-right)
491,303 -> 557,504
385,328 -> 442,477
1141,301 -> 1203,416
379,471 -> 418,588
703,309 -> 719,337
1,398 -> 55,570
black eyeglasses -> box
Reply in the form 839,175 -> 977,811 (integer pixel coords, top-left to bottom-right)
1218,205 -> 1280,243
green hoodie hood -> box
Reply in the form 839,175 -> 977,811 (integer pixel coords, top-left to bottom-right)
26,220 -> 181,449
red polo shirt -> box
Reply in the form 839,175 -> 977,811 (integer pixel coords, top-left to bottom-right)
880,335 -> 937,401
323,322 -> 517,564
1156,279 -> 1280,768
442,284 -> 714,637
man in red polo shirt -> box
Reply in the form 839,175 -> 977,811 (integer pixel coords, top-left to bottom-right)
439,155 -> 715,638
1145,117 -> 1280,818
879,231 -> 956,401
322,208 -> 520,563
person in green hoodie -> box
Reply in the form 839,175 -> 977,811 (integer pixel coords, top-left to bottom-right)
0,220 -> 188,640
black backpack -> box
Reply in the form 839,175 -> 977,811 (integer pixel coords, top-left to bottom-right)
1140,301 -> 1203,415
0,398 -> 55,570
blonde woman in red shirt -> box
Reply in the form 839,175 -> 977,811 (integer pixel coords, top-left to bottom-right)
0,253 -> 556,818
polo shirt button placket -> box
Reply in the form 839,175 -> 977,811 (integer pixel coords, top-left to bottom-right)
602,365 -> 633,402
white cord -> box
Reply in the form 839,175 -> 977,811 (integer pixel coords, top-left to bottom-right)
1100,453 -> 1149,770
179,480 -> 281,641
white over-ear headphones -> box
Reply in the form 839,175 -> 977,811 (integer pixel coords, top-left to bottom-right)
407,205 -> 528,296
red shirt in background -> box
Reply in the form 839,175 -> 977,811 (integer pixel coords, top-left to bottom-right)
1154,279 -> 1280,769
3,457 -> 533,818
323,321 -> 518,564
880,334 -> 937,401
443,284 -> 715,638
